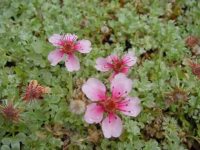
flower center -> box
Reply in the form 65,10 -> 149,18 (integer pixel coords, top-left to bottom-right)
100,97 -> 118,113
61,41 -> 75,54
112,60 -> 124,73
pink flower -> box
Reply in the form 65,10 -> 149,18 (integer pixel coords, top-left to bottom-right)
48,34 -> 92,72
95,52 -> 137,79
82,73 -> 141,138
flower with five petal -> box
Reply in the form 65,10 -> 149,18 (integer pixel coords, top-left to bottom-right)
48,34 -> 92,71
82,73 -> 141,138
95,52 -> 137,79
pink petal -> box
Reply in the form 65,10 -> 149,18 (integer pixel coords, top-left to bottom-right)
84,103 -> 104,124
119,66 -> 129,74
64,34 -> 78,42
82,78 -> 106,101
106,54 -> 119,64
48,34 -> 63,46
111,73 -> 133,98
65,54 -> 80,72
122,52 -> 137,67
117,97 -> 141,117
102,114 -> 123,138
76,40 -> 92,53
109,69 -> 129,81
95,57 -> 111,72
109,72 -> 117,81
48,49 -> 64,66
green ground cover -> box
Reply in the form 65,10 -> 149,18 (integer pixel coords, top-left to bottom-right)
0,0 -> 200,149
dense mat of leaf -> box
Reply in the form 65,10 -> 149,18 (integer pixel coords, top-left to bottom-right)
0,0 -> 200,149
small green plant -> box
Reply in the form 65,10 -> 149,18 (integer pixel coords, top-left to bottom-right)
0,0 -> 200,149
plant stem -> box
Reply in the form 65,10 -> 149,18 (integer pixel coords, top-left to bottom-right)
68,73 -> 73,97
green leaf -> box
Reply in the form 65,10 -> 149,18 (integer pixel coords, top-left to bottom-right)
1,145 -> 11,150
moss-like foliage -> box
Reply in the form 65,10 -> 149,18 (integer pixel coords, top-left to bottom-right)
0,0 -> 200,149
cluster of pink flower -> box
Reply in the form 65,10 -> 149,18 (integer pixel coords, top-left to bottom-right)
48,33 -> 142,138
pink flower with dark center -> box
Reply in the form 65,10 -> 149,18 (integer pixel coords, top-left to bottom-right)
95,52 -> 137,79
48,34 -> 92,72
82,73 -> 141,138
